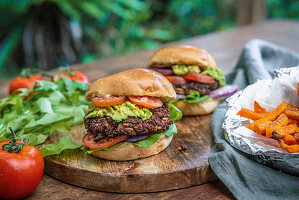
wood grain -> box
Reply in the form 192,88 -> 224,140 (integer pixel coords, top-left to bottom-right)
45,114 -> 217,193
25,175 -> 234,200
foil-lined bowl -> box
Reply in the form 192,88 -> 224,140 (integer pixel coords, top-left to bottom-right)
223,67 -> 299,175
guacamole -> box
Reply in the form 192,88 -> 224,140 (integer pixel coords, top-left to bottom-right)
202,67 -> 226,87
85,101 -> 152,122
172,64 -> 200,75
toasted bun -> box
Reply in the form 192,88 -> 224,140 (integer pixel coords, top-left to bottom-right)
91,134 -> 173,161
85,68 -> 176,102
148,45 -> 217,69
173,98 -> 220,116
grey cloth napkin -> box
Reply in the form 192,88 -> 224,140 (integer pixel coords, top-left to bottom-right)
208,39 -> 299,200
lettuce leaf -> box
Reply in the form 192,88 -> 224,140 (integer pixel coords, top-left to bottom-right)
163,123 -> 177,136
133,123 -> 177,148
133,133 -> 162,147
0,78 -> 89,155
133,123 -> 177,147
183,91 -> 209,103
170,91 -> 209,104
167,103 -> 182,122
39,136 -> 81,157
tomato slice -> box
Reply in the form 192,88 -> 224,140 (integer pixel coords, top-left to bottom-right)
92,95 -> 126,107
82,133 -> 127,150
183,72 -> 214,83
164,76 -> 187,84
128,96 -> 163,109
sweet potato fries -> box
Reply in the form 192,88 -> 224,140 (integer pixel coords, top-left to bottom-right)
237,101 -> 299,153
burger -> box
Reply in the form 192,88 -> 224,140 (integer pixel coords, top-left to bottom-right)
148,45 -> 237,116
82,68 -> 182,161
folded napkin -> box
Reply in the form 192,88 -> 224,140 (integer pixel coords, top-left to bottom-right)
208,39 -> 299,200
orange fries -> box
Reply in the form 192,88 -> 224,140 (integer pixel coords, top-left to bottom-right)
238,100 -> 299,153
253,120 -> 272,135
274,124 -> 299,136
254,101 -> 267,113
279,140 -> 299,153
237,108 -> 265,120
285,110 -> 299,120
265,113 -> 289,138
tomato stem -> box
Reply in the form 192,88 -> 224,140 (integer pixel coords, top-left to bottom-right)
9,127 -> 17,143
2,127 -> 26,153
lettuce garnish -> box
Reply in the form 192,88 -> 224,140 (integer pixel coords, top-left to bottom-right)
0,76 -> 89,156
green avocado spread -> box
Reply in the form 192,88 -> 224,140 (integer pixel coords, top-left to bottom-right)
172,64 -> 200,75
202,67 -> 226,86
85,101 -> 152,122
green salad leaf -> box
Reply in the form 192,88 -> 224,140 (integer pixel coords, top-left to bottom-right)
183,91 -> 210,103
163,123 -> 177,136
39,136 -> 82,157
0,78 -> 89,156
170,91 -> 209,104
131,104 -> 179,148
133,133 -> 162,147
133,123 -> 177,147
167,103 -> 182,122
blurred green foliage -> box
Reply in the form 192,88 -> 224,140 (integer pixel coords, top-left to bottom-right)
267,0 -> 299,19
0,0 -> 298,79
0,0 -> 164,77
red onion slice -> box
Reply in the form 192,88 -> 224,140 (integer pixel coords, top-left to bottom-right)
177,94 -> 186,99
210,85 -> 238,98
150,68 -> 174,76
126,135 -> 149,142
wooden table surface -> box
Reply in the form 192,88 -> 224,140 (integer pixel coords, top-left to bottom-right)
1,20 -> 298,200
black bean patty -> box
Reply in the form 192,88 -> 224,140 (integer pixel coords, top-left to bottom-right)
84,104 -> 173,142
172,81 -> 219,95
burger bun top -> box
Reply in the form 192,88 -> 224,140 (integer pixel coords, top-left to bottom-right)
85,68 -> 176,102
148,45 -> 217,69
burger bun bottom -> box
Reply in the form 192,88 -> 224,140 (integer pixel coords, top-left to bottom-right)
173,97 -> 220,116
91,134 -> 173,161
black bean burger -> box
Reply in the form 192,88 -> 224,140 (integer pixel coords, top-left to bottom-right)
82,68 -> 182,161
148,45 -> 237,116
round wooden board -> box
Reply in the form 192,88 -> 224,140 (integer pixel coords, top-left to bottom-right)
44,115 -> 217,193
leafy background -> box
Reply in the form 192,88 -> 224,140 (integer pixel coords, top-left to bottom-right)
0,0 -> 298,79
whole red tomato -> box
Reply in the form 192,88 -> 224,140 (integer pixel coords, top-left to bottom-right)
9,75 -> 43,94
0,133 -> 44,200
55,70 -> 90,83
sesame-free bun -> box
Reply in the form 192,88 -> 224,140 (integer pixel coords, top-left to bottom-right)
85,68 -> 176,102
91,134 -> 173,161
148,45 -> 217,69
173,98 -> 220,116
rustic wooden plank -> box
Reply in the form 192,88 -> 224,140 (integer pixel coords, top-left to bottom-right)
44,115 -> 218,193
25,175 -> 234,200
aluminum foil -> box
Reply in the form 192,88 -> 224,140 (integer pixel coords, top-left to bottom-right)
223,67 -> 299,175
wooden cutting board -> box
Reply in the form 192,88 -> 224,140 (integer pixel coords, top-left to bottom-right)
44,114 -> 217,193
